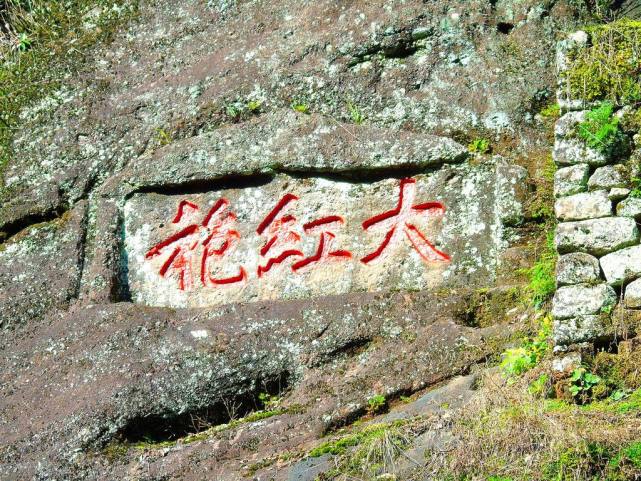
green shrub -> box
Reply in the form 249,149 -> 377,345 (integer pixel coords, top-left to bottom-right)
500,316 -> 552,377
569,367 -> 602,403
247,100 -> 262,113
576,102 -> 624,155
367,394 -> 387,413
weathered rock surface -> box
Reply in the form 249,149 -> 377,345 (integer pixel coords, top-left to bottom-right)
552,284 -> 616,320
554,315 -> 603,346
556,252 -> 601,286
0,0 -> 570,235
600,245 -> 641,286
588,164 -> 627,190
625,278 -> 641,309
0,0 -> 584,478
555,217 -> 639,256
617,196 -> 641,219
0,290 -> 513,480
0,204 -> 86,329
554,190 -> 612,221
554,164 -> 589,198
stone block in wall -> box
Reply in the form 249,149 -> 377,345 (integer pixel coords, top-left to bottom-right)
556,252 -> 601,286
555,217 -> 639,256
553,315 -> 603,346
610,188 -> 630,201
617,197 -> 641,219
552,352 -> 582,376
554,164 -> 589,197
600,245 -> 641,286
553,139 -> 610,167
554,190 -> 612,221
552,283 -> 616,320
553,112 -> 611,167
556,31 -> 590,111
588,165 -> 628,190
625,278 -> 641,309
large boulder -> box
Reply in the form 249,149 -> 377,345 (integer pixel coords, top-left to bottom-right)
0,0 -> 583,478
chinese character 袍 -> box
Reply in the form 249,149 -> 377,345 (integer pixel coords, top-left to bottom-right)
145,199 -> 246,290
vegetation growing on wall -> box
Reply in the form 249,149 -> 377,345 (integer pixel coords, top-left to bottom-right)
0,0 -> 138,171
562,19 -> 641,105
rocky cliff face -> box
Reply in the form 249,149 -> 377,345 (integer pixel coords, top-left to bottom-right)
0,1 -> 584,480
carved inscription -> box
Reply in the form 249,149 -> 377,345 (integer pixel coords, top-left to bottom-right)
143,178 -> 449,291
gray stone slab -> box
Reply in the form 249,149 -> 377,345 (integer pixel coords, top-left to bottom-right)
555,217 -> 639,256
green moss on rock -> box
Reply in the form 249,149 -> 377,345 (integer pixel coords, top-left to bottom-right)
563,19 -> 641,105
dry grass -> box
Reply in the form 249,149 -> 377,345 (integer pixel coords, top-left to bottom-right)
416,368 -> 641,481
314,364 -> 641,481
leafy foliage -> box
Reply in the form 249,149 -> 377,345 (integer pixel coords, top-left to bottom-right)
500,316 -> 552,377
367,394 -> 387,413
347,101 -> 364,124
630,177 -> 641,198
569,367 -> 602,403
576,102 -> 624,155
468,137 -> 491,154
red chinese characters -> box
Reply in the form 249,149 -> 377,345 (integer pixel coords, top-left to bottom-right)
360,178 -> 450,264
145,199 -> 246,290
292,216 -> 352,272
145,177 -> 449,290
256,195 -> 351,276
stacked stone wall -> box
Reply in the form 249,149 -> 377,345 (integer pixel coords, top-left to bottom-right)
553,32 -> 641,346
